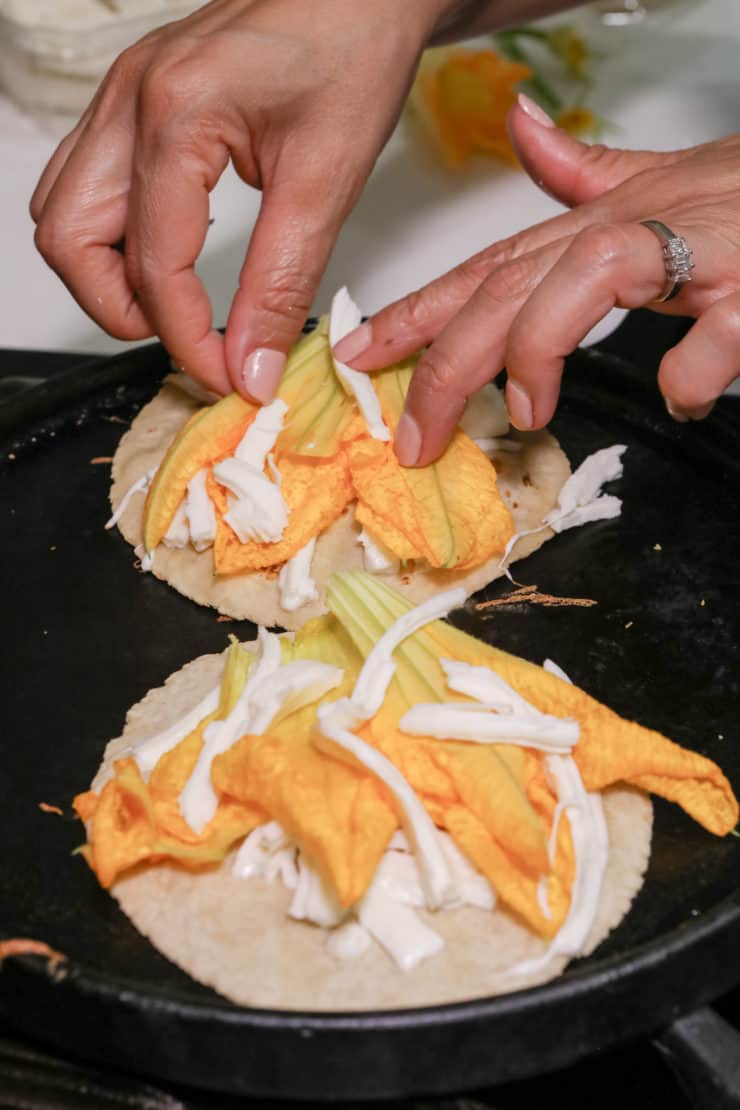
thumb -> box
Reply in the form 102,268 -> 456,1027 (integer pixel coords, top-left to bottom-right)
224,176 -> 350,403
508,94 -> 673,207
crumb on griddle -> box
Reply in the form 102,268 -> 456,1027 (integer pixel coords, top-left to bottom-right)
475,584 -> 597,613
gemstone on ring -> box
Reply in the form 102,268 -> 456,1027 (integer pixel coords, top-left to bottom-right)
640,219 -> 695,302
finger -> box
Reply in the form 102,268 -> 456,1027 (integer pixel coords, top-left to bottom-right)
504,222 -> 673,429
336,183 -> 661,374
224,169 -> 354,403
126,98 -> 232,395
31,39 -> 151,221
395,239 -> 571,466
334,228 -> 577,372
333,258 -> 490,373
658,292 -> 740,420
33,121 -> 152,341
508,94 -> 675,207
30,118 -> 88,222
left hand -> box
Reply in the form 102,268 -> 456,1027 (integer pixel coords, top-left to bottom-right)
334,96 -> 740,465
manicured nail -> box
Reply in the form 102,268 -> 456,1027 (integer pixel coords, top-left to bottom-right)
241,348 -> 286,404
665,398 -> 688,423
395,411 -> 422,467
517,93 -> 555,129
333,322 -> 372,364
506,380 -> 534,430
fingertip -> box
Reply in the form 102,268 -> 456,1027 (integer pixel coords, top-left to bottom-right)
505,380 -> 535,431
394,411 -> 422,467
238,347 -> 287,405
332,321 -> 373,367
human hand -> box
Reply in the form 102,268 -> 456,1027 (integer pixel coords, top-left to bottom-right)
334,95 -> 740,465
30,0 -> 450,400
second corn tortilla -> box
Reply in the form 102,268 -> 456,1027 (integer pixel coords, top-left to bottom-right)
95,648 -> 653,1012
109,378 -> 572,629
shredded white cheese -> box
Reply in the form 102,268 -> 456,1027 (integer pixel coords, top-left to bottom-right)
289,856 -> 346,929
278,538 -> 319,612
429,654 -> 607,974
503,752 -> 608,977
350,587 -> 466,719
106,465 -> 158,530
133,684 -> 221,777
162,500 -> 189,548
357,528 -> 399,574
179,638 -> 341,834
499,444 -> 627,573
234,399 -> 288,468
400,658 -> 579,752
400,703 -> 579,753
217,458 -> 289,544
178,629 -> 282,833
329,287 -> 390,443
212,400 -> 291,545
232,821 -> 292,880
186,468 -> 217,551
317,706 -> 456,911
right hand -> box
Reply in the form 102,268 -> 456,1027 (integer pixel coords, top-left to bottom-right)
336,99 -> 740,464
30,0 -> 450,399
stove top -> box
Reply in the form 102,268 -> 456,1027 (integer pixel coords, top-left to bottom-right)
1,319 -> 738,1110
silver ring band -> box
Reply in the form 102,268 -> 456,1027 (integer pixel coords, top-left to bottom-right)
640,219 -> 695,303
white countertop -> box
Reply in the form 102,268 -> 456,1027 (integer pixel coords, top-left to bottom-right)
1,0 -> 739,356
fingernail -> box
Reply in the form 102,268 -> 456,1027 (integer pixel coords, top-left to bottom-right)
333,322 -> 372,364
242,348 -> 286,404
688,401 -> 715,421
395,411 -> 422,467
517,93 -> 555,129
506,380 -> 534,430
665,398 -> 689,423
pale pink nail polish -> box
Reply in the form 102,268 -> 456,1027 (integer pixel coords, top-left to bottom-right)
333,322 -> 372,364
395,411 -> 422,467
665,398 -> 689,423
506,380 -> 534,431
242,348 -> 286,404
517,93 -> 555,129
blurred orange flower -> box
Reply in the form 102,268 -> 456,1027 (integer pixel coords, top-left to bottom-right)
555,106 -> 599,136
411,48 -> 531,168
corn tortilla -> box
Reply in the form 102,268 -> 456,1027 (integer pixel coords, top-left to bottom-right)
109,378 -> 571,629
93,649 -> 652,1012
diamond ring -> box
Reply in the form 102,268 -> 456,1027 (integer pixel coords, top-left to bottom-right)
641,219 -> 695,303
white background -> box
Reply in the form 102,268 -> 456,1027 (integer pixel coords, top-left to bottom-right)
1,0 -> 739,356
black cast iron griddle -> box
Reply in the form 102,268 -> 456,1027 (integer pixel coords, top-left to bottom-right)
0,341 -> 738,1102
